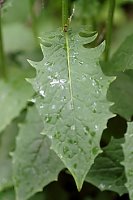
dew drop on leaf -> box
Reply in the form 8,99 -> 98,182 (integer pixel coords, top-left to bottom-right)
45,114 -> 52,123
99,183 -> 105,190
39,90 -> 45,97
63,146 -> 69,154
73,163 -> 77,169
54,131 -> 61,139
92,146 -> 99,155
52,105 -> 56,109
71,125 -> 75,131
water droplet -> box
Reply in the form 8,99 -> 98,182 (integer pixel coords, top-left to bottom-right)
40,104 -> 44,109
48,67 -> 52,72
94,125 -> 99,131
78,106 -> 80,109
99,183 -> 105,190
45,61 -> 52,66
49,135 -> 53,139
63,146 -> 69,154
45,114 -> 52,123
79,61 -> 83,65
50,78 -> 66,89
68,139 -> 77,145
48,75 -> 52,80
56,110 -> 61,119
68,101 -> 74,110
129,134 -> 133,138
39,90 -> 45,97
73,163 -> 77,169
88,139 -> 92,145
61,96 -> 66,102
92,79 -> 96,86
82,74 -> 87,81
92,146 -> 99,155
52,105 -> 56,109
9,152 -> 14,157
55,72 -> 59,78
92,102 -> 97,113
68,139 -> 72,144
83,126 -> 89,135
90,131 -> 96,137
74,52 -> 79,55
54,131 -> 61,139
71,125 -> 75,131
40,132 -> 45,135
58,154 -> 63,159
108,185 -> 112,189
30,98 -> 36,103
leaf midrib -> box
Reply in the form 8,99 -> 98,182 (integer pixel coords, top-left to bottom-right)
65,32 -> 74,109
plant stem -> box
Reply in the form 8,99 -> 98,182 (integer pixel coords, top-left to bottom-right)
62,0 -> 69,31
0,9 -> 6,79
105,0 -> 115,62
29,0 -> 39,47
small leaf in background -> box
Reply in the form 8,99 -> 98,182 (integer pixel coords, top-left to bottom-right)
86,138 -> 127,196
0,121 -> 18,191
0,188 -> 45,200
0,188 -> 15,200
29,28 -> 114,190
122,123 -> 133,200
102,34 -> 133,76
0,67 -> 34,132
13,106 -> 64,200
101,34 -> 133,120
3,23 -> 35,53
1,0 -> 14,14
107,70 -> 133,121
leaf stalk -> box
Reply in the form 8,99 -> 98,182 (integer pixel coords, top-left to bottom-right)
29,0 -> 39,46
0,8 -> 6,79
62,0 -> 69,32
105,0 -> 116,62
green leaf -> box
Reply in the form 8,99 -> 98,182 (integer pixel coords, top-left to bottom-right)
0,121 -> 18,191
0,67 -> 34,132
29,28 -> 114,190
86,138 -> 127,195
0,188 -> 45,200
107,70 -> 133,120
122,123 -> 133,200
102,34 -> 133,75
0,188 -> 15,200
101,35 -> 133,120
1,0 -> 14,14
3,23 -> 35,53
13,106 -> 64,200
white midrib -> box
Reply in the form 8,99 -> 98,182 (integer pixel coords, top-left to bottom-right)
65,32 -> 74,109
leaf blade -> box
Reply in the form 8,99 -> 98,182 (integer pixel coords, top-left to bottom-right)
13,106 -> 64,200
0,68 -> 34,132
29,28 -> 114,190
122,123 -> 133,199
86,138 -> 127,195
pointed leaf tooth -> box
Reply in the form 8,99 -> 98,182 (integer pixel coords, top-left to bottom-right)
27,59 -> 39,69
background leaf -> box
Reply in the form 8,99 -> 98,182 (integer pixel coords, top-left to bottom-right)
13,106 -> 64,200
0,121 -> 18,191
107,70 -> 133,120
86,138 -> 127,196
122,123 -> 133,200
0,67 -> 34,132
102,34 -> 133,75
29,28 -> 114,190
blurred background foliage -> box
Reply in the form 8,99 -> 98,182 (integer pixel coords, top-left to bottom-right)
1,0 -> 133,199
